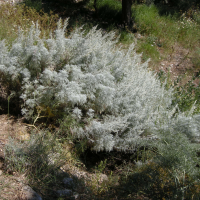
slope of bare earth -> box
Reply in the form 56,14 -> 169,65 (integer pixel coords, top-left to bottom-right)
0,115 -> 30,158
156,43 -> 199,85
0,115 -> 31,200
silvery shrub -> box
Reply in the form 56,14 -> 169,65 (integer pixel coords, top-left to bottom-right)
0,19 -> 200,152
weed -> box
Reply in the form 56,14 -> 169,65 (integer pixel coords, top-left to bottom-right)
119,31 -> 135,44
133,4 -> 200,68
157,68 -> 200,114
137,39 -> 160,62
173,76 -> 200,114
96,159 -> 107,173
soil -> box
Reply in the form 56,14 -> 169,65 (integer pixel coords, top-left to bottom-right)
0,115 -> 29,157
0,172 -> 29,200
0,115 -> 30,200
157,43 -> 199,85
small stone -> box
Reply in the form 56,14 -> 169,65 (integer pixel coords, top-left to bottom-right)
73,192 -> 79,199
19,133 -> 30,141
22,185 -> 42,200
56,189 -> 72,197
63,177 -> 73,187
0,170 -> 3,175
136,33 -> 143,39
99,174 -> 108,183
135,160 -> 143,167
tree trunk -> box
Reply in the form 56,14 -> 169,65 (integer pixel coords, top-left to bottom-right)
122,0 -> 133,28
94,0 -> 97,13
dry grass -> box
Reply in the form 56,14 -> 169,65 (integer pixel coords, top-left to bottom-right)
0,3 -> 59,44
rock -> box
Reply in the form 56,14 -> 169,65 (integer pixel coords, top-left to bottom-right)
73,192 -> 79,199
92,173 -> 108,184
22,185 -> 42,200
47,153 -> 60,165
99,174 -> 108,183
56,189 -> 72,197
0,169 -> 3,175
135,33 -> 144,39
63,177 -> 74,187
19,132 -> 30,141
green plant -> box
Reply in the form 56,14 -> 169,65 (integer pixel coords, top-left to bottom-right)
1,1 -> 200,199
119,31 -> 135,44
193,9 -> 200,24
88,159 -> 110,197
96,159 -> 107,173
157,68 -> 200,114
173,76 -> 200,114
117,130 -> 200,199
133,5 -> 179,60
137,39 -> 160,62
154,131 -> 200,199
132,4 -> 200,67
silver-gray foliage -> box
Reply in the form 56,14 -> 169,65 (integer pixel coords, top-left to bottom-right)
0,19 -> 200,151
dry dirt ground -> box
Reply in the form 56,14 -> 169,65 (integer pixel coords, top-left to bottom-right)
0,115 -> 31,200
0,115 -> 111,200
158,43 -> 199,85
